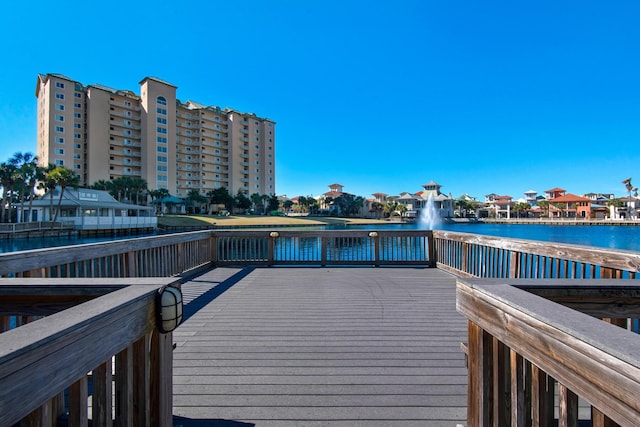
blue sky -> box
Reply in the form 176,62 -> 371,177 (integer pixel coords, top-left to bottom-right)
1,0 -> 639,201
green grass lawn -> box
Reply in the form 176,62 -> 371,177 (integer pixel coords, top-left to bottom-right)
157,214 -> 389,228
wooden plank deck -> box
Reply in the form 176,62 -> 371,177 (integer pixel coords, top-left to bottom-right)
172,267 -> 468,427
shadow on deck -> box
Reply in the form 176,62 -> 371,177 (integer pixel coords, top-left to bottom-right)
172,267 -> 467,427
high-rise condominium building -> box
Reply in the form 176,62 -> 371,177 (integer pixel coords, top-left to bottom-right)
35,73 -> 276,197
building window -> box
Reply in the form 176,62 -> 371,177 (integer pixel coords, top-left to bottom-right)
55,82 -> 65,89
55,159 -> 64,166
74,133 -> 82,139
157,146 -> 167,153
157,107 -> 167,115
55,115 -> 64,122
74,143 -> 82,149
157,136 -> 167,143
157,165 -> 168,172
157,155 -> 168,162
55,104 -> 65,111
157,96 -> 167,106
74,154 -> 81,159
55,126 -> 64,132
74,112 -> 82,119
75,92 -> 82,98
74,123 -> 81,129
55,148 -> 64,155
74,103 -> 82,109
157,127 -> 167,134
74,164 -> 81,170
55,137 -> 64,144
157,175 -> 168,181
55,93 -> 65,100
157,117 -> 167,124
124,130 -> 132,136
125,120 -> 132,126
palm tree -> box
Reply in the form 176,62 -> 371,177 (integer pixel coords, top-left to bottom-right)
130,177 -> 148,205
40,164 -> 59,222
513,202 -> 530,219
537,200 -> 550,218
47,166 -> 81,225
149,188 -> 170,214
186,189 -> 207,214
0,161 -> 18,223
383,201 -> 399,218
26,163 -> 46,223
250,193 -> 263,214
12,152 -> 39,223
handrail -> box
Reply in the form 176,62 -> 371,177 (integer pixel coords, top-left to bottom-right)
0,277 -> 180,426
433,230 -> 640,279
214,229 -> 434,267
0,230 -> 215,277
457,278 -> 640,426
0,230 -> 434,277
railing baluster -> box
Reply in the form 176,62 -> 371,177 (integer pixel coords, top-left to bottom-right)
69,375 -> 89,426
558,383 -> 578,427
93,360 -> 113,427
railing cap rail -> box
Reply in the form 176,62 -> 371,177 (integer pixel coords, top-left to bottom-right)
434,229 -> 640,273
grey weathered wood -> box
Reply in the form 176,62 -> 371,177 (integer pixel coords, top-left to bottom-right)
457,278 -> 640,427
0,230 -> 214,276
69,375 -> 89,426
0,278 -> 178,426
173,267 -> 467,425
434,230 -> 640,276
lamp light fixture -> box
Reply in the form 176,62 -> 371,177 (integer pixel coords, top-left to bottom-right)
157,285 -> 183,333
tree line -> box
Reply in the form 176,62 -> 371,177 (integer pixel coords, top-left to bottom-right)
0,151 -> 281,223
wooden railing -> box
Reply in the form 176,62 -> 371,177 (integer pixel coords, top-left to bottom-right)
433,230 -> 640,279
5,229 -> 640,426
0,230 -> 216,278
457,278 -> 640,427
0,230 -> 434,277
214,229 -> 434,267
0,278 -> 179,426
0,221 -> 71,233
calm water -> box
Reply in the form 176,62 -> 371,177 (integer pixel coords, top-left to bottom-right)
1,222 -> 639,253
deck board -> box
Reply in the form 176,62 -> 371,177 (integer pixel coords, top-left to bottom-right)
172,267 -> 468,426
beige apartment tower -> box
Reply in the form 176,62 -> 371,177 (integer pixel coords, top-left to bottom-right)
35,74 -> 276,198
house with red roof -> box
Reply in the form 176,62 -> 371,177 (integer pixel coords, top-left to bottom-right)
480,194 -> 514,218
548,193 -> 592,219
545,188 -> 566,200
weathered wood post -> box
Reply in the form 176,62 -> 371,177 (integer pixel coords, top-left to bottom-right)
268,231 -> 278,266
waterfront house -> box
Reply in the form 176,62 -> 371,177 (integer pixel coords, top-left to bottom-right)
547,193 -> 592,219
524,189 -> 538,205
482,194 -> 514,219
21,187 -> 156,231
545,187 -> 566,200
393,181 -> 454,219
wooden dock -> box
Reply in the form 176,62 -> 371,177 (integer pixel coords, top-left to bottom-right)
172,267 -> 468,426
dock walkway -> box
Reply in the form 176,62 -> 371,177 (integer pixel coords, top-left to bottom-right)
172,267 -> 468,427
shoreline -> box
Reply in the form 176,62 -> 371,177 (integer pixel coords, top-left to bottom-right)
478,218 -> 640,226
